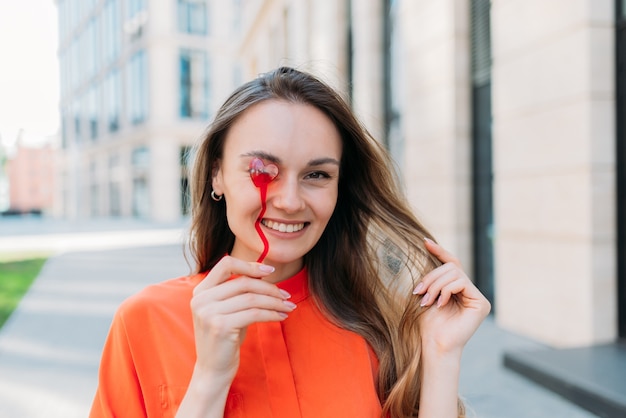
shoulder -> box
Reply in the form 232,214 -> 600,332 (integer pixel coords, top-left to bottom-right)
116,273 -> 206,329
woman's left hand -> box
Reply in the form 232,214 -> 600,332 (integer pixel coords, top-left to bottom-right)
413,238 -> 491,356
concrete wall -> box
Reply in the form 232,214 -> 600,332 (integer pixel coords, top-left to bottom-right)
491,0 -> 616,346
399,0 -> 473,267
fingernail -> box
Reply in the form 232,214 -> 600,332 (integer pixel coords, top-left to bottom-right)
259,264 -> 275,273
424,237 -> 434,244
278,312 -> 288,319
420,293 -> 430,307
279,289 -> 291,299
436,296 -> 442,308
283,301 -> 297,310
412,282 -> 424,295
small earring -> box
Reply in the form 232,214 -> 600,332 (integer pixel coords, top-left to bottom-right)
211,190 -> 223,201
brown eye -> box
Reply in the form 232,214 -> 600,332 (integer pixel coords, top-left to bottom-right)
305,171 -> 330,180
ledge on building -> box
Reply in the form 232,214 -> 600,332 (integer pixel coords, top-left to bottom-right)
503,341 -> 626,418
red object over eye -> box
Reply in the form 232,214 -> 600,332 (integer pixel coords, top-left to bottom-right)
249,158 -> 279,187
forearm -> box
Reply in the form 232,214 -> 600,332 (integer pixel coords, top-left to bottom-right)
417,346 -> 462,418
175,368 -> 233,418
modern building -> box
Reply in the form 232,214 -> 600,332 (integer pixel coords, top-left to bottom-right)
237,0 -> 623,415
54,0 -> 240,221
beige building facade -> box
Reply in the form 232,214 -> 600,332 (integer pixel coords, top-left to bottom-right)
235,0 -> 621,349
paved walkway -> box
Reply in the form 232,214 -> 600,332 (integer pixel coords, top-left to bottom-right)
0,219 -> 600,417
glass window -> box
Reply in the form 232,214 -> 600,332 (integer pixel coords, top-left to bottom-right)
105,69 -> 121,132
87,85 -> 99,140
86,0 -> 97,17
132,146 -> 150,218
73,95 -> 83,143
179,49 -> 209,119
125,0 -> 147,40
61,107 -> 69,149
103,0 -> 121,66
86,18 -> 96,80
131,146 -> 150,168
94,12 -> 102,75
127,0 -> 146,19
132,177 -> 149,217
59,50 -> 68,99
58,0 -> 67,41
68,0 -> 77,32
177,0 -> 208,35
70,38 -> 79,91
126,50 -> 148,125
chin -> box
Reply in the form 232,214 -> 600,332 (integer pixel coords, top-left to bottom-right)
265,249 -> 308,265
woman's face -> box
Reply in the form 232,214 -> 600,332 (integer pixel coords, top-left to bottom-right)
212,100 -> 342,275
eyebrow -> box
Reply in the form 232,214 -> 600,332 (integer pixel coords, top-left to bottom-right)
240,151 -> 340,167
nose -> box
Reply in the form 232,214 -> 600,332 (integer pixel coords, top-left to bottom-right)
269,176 -> 305,213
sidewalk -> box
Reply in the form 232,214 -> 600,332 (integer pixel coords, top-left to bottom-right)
0,220 -> 600,417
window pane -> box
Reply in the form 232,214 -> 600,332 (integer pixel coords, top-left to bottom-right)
87,86 -> 98,140
179,49 -> 209,119
177,0 -> 208,35
127,50 -> 148,124
106,69 -> 120,132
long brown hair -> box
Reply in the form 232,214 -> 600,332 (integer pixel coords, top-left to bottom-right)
188,67 -> 465,418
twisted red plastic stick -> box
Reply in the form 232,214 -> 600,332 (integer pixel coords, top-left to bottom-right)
249,159 -> 278,263
255,183 -> 269,263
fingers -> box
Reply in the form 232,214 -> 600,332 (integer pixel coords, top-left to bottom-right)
413,263 -> 463,307
414,240 -> 483,309
194,255 -> 276,293
194,291 -> 296,331
202,275 -> 289,303
191,255 -> 295,334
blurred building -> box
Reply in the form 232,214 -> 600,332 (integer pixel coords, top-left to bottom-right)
3,133 -> 56,215
54,0 -> 240,221
236,0 -> 617,345
237,0 -> 624,415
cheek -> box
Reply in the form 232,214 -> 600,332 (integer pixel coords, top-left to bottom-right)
318,190 -> 339,222
224,191 -> 256,227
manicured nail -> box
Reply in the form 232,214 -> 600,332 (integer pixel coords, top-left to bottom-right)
283,301 -> 297,310
412,282 -> 424,295
278,312 -> 289,319
279,289 -> 291,299
424,237 -> 434,244
436,296 -> 443,308
420,293 -> 430,307
259,264 -> 275,273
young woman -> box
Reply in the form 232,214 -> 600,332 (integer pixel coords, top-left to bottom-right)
90,67 -> 490,418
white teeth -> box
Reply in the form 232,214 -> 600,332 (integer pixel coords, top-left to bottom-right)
262,220 -> 305,233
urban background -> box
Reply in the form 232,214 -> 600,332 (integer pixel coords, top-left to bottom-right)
0,0 -> 624,416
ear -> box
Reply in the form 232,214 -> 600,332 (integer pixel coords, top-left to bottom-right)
211,161 -> 224,195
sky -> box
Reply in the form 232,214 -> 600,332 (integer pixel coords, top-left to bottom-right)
0,0 -> 59,147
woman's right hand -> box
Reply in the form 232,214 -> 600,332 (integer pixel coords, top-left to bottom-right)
189,255 -> 295,380
176,256 -> 294,417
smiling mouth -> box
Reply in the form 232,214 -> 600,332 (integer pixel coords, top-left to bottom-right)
261,220 -> 306,233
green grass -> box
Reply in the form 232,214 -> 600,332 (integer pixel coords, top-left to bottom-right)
0,257 -> 47,329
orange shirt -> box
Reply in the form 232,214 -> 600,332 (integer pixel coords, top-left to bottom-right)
90,268 -> 383,417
